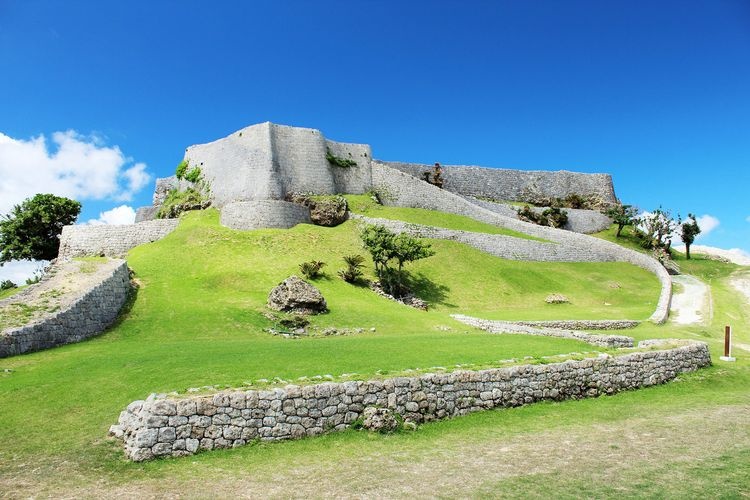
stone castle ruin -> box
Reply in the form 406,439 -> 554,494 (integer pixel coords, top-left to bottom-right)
132,122 -> 615,233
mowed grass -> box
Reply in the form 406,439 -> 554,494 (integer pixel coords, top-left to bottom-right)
1,210 -> 737,497
345,194 -> 545,240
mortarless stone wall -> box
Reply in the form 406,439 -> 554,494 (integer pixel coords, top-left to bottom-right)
380,160 -> 618,204
58,220 -> 179,259
0,259 -> 130,358
219,200 -> 311,230
111,340 -> 710,461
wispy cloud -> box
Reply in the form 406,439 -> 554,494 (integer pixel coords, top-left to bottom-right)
695,214 -> 719,239
0,130 -> 152,214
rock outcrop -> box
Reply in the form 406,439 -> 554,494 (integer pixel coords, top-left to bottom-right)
267,276 -> 327,314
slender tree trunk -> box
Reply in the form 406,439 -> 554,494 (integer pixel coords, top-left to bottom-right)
686,244 -> 691,260
616,224 -> 624,237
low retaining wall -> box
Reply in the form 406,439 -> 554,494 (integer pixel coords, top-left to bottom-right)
450,315 -> 635,348
58,220 -> 179,259
111,341 -> 710,461
371,163 -> 671,323
0,259 -> 130,358
510,319 -> 640,330
219,200 -> 311,230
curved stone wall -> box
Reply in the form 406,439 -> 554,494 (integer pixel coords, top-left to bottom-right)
58,219 -> 179,259
467,197 -> 613,234
220,200 -> 311,230
111,340 -> 710,461
379,160 -> 618,204
0,259 -> 130,358
371,163 -> 671,323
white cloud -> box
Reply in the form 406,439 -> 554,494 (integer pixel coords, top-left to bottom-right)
0,130 -> 152,214
674,245 -> 750,266
87,205 -> 136,225
0,260 -> 48,285
695,214 -> 719,239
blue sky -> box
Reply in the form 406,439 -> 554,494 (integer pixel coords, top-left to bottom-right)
1,0 -> 749,279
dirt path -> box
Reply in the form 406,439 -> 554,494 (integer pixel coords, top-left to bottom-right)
670,274 -> 710,325
4,404 -> 748,499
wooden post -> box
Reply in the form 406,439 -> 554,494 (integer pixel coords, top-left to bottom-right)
721,325 -> 736,361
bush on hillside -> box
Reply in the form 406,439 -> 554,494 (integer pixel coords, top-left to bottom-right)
0,279 -> 17,291
338,254 -> 365,283
299,260 -> 326,280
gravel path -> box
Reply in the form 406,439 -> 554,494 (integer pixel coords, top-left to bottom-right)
669,274 -> 710,325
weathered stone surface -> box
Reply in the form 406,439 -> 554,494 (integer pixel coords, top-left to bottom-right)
113,341 -> 710,461
545,293 -> 569,304
267,276 -> 327,314
0,259 -> 131,358
58,220 -> 179,259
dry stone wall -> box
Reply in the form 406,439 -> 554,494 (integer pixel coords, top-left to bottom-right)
380,160 -> 618,204
371,163 -> 671,323
58,220 -> 179,259
0,259 -> 130,357
111,341 -> 710,461
467,196 -> 613,234
220,201 -> 311,230
450,315 -> 635,348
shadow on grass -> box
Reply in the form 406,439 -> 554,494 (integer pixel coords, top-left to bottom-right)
409,272 -> 456,308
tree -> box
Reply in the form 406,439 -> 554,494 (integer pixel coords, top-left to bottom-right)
680,213 -> 701,260
0,194 -> 81,263
360,224 -> 435,297
603,204 -> 639,237
636,207 -> 678,250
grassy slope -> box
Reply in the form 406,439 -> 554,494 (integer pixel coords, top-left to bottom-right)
1,215 -> 745,497
345,194 -> 545,240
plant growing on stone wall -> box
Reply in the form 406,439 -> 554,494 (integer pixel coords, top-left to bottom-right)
156,188 -> 210,219
338,254 -> 365,283
360,224 -> 435,298
184,166 -> 202,183
175,160 -> 189,179
325,148 -> 358,168
517,205 -> 568,228
299,260 -> 326,280
286,194 -> 348,226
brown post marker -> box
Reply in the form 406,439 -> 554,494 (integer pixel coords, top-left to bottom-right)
725,325 -> 731,357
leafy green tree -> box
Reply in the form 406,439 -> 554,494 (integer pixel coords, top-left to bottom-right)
680,213 -> 701,259
0,194 -> 81,263
636,207 -> 677,250
604,204 -> 639,237
360,224 -> 435,297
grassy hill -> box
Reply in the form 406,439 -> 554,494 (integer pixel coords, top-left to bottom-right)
0,208 -> 747,496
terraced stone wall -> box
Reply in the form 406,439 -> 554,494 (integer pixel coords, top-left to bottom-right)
220,200 -> 311,230
112,341 -> 710,461
58,220 -> 179,259
0,260 -> 130,358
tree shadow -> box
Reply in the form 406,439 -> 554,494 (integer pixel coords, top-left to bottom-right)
407,272 -> 456,308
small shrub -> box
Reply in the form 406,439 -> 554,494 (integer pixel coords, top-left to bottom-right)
326,148 -> 358,168
278,314 -> 310,330
157,188 -> 209,219
184,166 -> 202,183
299,260 -> 326,280
25,273 -> 42,285
338,254 -> 365,283
175,160 -> 189,179
0,279 -> 17,291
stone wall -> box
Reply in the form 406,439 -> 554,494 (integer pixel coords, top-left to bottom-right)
371,163 -> 671,323
219,201 -> 311,230
111,340 -> 710,461
450,315 -> 635,348
467,197 -> 613,234
182,123 -> 373,209
0,259 -> 130,358
380,160 -> 618,204
58,220 -> 180,259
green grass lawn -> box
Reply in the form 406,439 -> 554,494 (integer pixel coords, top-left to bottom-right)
0,211 -> 745,497
345,194 -> 545,240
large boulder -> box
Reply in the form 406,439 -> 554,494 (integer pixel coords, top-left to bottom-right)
362,407 -> 400,433
268,276 -> 327,314
286,194 -> 348,227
